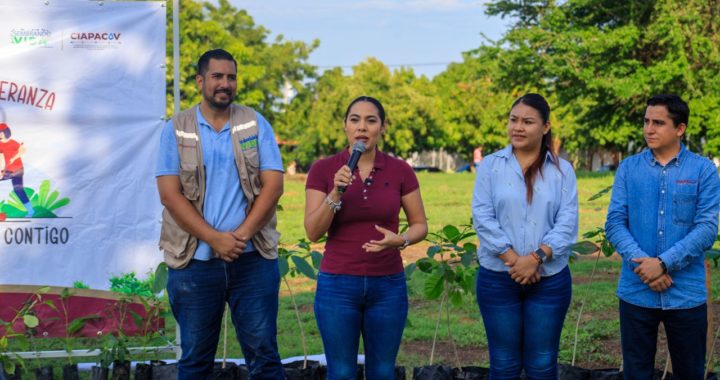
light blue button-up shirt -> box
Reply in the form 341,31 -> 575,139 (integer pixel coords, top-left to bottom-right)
156,108 -> 284,260
605,145 -> 720,309
472,145 -> 579,276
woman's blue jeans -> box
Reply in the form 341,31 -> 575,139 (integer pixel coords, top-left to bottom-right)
476,266 -> 572,380
314,272 -> 408,380
167,252 -> 284,380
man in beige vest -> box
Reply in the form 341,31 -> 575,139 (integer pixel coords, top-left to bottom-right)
156,49 -> 285,379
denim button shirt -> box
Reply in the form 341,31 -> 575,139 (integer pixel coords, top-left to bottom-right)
606,145 -> 720,309
472,145 -> 579,276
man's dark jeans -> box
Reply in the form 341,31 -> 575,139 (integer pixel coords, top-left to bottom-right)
167,252 -> 284,380
620,299 -> 707,380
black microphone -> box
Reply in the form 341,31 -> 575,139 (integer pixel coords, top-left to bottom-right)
338,141 -> 366,193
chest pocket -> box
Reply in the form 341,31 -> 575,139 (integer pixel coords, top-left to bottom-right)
239,135 -> 260,168
672,192 -> 697,226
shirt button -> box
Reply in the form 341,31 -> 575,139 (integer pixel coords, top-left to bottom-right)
660,210 -> 664,215
659,230 -> 663,235
662,170 -> 666,174
661,190 -> 665,194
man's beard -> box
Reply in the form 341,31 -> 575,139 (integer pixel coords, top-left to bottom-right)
206,90 -> 233,109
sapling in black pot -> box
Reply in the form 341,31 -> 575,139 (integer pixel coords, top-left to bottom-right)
277,238 -> 322,373
408,224 -> 477,373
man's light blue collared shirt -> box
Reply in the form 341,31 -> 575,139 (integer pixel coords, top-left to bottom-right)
606,145 -> 720,309
155,108 -> 284,260
472,145 -> 579,276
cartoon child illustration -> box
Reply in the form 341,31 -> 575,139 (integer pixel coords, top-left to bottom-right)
0,123 -> 34,217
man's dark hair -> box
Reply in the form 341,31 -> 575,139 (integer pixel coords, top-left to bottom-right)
197,49 -> 237,76
646,94 -> 689,127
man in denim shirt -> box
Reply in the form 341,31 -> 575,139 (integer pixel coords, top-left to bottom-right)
606,94 -> 720,379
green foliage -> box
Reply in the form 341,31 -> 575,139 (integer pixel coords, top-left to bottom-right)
109,272 -> 153,298
487,0 -> 720,164
277,238 -> 323,366
72,281 -> 89,289
152,263 -> 169,295
278,238 -> 323,281
409,223 -> 478,365
432,46 -> 515,156
277,59 -> 445,168
165,0 -> 317,125
0,286 -> 51,374
47,288 -> 102,364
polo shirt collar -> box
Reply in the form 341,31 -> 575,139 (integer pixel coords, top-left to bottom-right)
339,146 -> 387,170
644,143 -> 685,167
196,106 -> 230,132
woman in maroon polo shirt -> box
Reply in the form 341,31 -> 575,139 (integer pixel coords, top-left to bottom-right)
305,96 -> 428,380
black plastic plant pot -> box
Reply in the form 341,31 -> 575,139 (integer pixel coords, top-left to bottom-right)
212,362 -> 238,380
587,368 -> 623,380
133,360 -> 168,380
452,366 -> 488,380
237,364 -> 249,380
412,365 -> 454,380
151,363 -> 177,380
90,366 -> 109,380
34,366 -> 53,380
133,363 -> 152,380
283,360 -> 322,380
394,366 -> 407,380
111,360 -> 131,380
558,364 -> 591,380
62,364 -> 80,380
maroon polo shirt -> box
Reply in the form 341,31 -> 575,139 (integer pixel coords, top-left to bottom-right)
306,149 -> 420,276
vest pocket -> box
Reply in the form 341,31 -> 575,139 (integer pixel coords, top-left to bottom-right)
243,147 -> 260,169
180,169 -> 199,200
159,208 -> 191,264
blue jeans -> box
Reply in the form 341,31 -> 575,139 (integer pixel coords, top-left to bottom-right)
167,252 -> 284,380
476,266 -> 572,380
619,300 -> 707,380
314,272 -> 408,380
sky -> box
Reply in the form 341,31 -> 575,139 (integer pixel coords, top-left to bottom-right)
230,0 -> 512,78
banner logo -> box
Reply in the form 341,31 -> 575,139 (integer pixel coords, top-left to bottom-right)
69,32 -> 122,50
9,28 -> 52,48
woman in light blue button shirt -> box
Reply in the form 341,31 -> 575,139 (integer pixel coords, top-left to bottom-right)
472,93 -> 578,380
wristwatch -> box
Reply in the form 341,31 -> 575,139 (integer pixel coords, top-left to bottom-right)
658,257 -> 668,274
534,248 -> 548,264
399,234 -> 411,250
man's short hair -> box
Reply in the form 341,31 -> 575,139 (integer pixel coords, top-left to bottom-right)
646,94 -> 689,127
197,49 -> 237,76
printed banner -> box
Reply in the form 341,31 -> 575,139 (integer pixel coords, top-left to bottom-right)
0,1 -> 166,289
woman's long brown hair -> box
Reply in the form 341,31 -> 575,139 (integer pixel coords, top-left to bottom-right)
511,94 -> 560,204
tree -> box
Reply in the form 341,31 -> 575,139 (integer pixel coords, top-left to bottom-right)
432,46 -> 516,157
277,58 -> 442,168
487,0 -> 720,165
165,0 -> 318,123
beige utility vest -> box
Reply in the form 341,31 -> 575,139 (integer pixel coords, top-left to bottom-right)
158,104 -> 280,269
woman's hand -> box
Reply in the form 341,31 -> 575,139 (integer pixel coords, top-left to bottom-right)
362,225 -> 405,252
332,165 -> 353,193
507,255 -> 541,285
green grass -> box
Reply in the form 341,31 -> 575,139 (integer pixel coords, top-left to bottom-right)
7,172 -> 720,375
